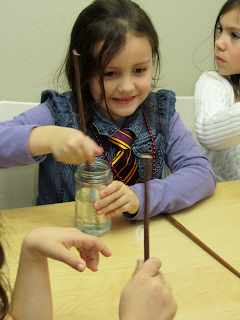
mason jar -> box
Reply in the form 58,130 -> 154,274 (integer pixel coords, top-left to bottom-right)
75,159 -> 113,236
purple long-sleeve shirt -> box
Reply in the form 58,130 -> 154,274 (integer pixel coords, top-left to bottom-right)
0,104 -> 216,218
127,111 -> 216,219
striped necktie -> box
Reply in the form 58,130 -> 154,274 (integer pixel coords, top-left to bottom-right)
108,130 -> 139,185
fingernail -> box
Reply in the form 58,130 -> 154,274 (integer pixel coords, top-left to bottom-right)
136,259 -> 141,268
77,264 -> 85,272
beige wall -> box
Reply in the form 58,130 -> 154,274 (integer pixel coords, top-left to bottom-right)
0,0 -> 225,103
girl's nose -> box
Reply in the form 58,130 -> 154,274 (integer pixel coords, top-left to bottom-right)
215,34 -> 227,51
118,76 -> 135,93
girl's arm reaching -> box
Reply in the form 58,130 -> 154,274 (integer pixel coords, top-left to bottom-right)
8,227 -> 112,320
0,104 -> 102,168
29,126 -> 102,165
0,104 -> 53,168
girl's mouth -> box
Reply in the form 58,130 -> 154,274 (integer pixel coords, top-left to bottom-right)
215,55 -> 225,64
112,96 -> 136,104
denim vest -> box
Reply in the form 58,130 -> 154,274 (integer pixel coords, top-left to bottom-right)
37,89 -> 175,205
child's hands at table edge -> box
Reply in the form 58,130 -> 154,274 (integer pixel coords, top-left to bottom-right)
93,181 -> 140,217
119,257 -> 177,320
22,227 -> 112,272
29,126 -> 102,165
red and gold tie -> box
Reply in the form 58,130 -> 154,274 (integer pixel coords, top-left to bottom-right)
108,130 -> 139,185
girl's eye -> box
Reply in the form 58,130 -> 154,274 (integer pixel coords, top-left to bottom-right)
134,68 -> 147,74
232,32 -> 240,39
103,71 -> 116,77
217,26 -> 222,35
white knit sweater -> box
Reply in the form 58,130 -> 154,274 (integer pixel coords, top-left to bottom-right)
194,71 -> 240,182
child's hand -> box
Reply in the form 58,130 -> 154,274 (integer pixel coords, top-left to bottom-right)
29,126 -> 102,164
93,181 -> 140,217
48,127 -> 102,164
119,258 -> 177,320
10,227 -> 112,319
22,227 -> 112,272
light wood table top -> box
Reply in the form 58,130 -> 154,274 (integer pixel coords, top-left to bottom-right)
2,180 -> 240,320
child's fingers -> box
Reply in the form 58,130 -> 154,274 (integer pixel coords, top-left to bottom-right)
78,247 -> 102,271
136,257 -> 162,278
86,247 -> 99,271
94,184 -> 124,212
131,259 -> 145,277
95,197 -> 124,215
75,237 -> 112,258
95,193 -> 137,217
94,181 -> 139,216
62,236 -> 112,272
99,181 -> 122,198
55,245 -> 87,272
79,247 -> 99,271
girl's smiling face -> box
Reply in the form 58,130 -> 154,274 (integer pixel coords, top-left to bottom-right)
215,6 -> 240,75
89,34 -> 153,121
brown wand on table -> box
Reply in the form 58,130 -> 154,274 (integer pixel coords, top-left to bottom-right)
141,155 -> 152,261
163,213 -> 240,279
72,49 -> 86,134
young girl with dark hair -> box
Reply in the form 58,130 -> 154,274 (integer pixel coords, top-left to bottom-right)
195,0 -> 240,182
0,0 -> 215,219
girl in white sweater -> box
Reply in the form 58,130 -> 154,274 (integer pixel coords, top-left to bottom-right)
195,0 -> 240,182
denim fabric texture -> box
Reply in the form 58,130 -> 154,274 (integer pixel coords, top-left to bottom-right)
37,89 -> 176,205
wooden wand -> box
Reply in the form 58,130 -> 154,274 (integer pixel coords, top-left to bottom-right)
72,49 -> 92,172
163,213 -> 240,278
141,155 -> 152,261
72,49 -> 86,134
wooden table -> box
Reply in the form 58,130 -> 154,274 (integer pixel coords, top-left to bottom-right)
2,180 -> 240,320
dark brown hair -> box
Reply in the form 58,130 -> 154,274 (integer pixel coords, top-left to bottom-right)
214,0 -> 240,100
0,241 -> 9,320
61,0 -> 160,129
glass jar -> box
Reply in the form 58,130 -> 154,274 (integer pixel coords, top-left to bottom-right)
75,159 -> 113,236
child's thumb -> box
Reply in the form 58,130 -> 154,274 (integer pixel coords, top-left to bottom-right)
58,249 -> 86,272
131,259 -> 144,277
